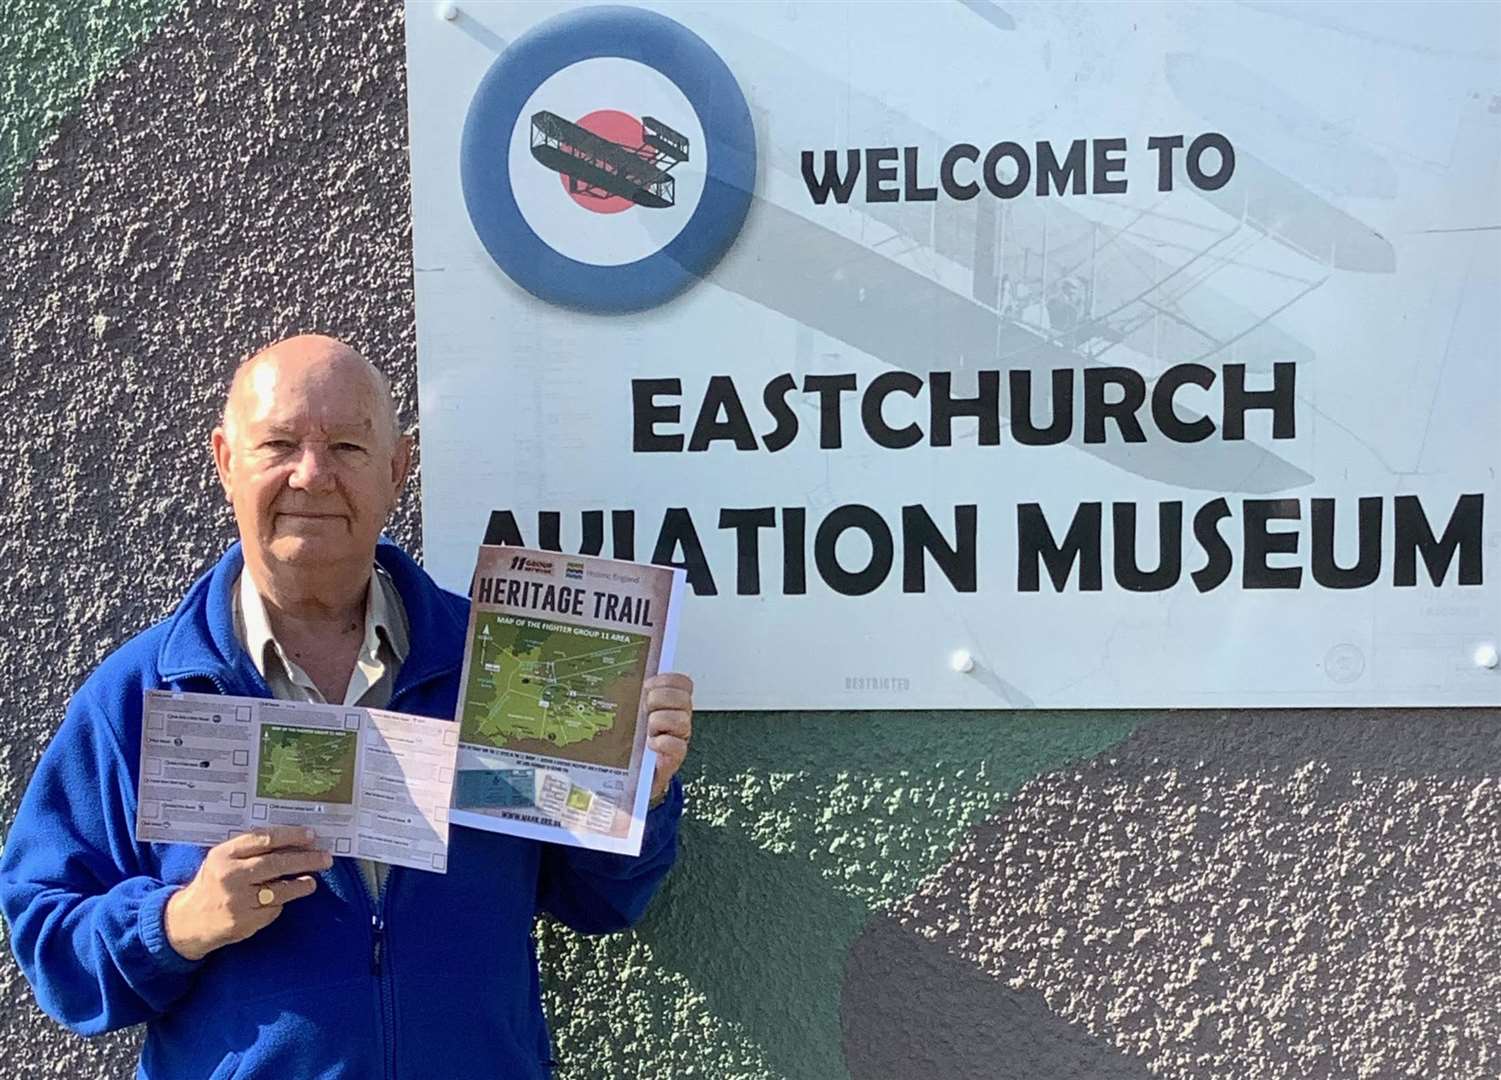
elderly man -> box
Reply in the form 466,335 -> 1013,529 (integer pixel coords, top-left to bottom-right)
0,335 -> 693,1079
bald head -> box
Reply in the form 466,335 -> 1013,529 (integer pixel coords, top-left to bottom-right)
222,335 -> 399,448
212,334 -> 413,595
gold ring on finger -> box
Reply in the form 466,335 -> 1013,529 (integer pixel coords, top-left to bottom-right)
256,885 -> 276,908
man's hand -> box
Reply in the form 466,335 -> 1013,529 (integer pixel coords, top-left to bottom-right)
163,827 -> 332,961
645,672 -> 694,803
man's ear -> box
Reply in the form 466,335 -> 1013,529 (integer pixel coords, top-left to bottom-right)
391,433 -> 414,494
211,426 -> 235,503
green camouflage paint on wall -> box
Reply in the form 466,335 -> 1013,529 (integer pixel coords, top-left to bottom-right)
550,710 -> 1138,1080
0,0 -> 182,214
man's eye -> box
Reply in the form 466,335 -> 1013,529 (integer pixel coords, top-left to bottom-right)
262,440 -> 296,451
334,443 -> 368,454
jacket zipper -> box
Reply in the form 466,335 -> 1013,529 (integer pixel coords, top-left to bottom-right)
370,669 -> 456,1080
373,870 -> 396,1080
182,664 -> 458,1080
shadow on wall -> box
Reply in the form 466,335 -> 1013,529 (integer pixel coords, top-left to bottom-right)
627,709 -> 1138,1080
842,911 -> 1152,1080
838,709 -> 1501,1080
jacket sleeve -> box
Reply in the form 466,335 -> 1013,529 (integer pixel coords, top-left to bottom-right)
0,684 -> 202,1035
535,776 -> 684,934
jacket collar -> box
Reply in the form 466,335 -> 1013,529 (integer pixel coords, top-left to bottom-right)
157,538 -> 467,700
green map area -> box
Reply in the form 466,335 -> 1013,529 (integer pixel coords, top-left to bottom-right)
461,613 -> 648,770
256,725 -> 357,804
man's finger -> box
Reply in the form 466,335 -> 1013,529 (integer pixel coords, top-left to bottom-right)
232,848 -> 334,886
648,733 -> 689,765
219,826 -> 319,859
645,672 -> 694,694
275,875 -> 319,905
647,709 -> 692,740
246,874 -> 318,911
644,686 -> 692,713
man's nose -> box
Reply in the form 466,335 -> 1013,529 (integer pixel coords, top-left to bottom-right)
288,445 -> 335,491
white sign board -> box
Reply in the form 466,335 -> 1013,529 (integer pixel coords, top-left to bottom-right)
406,1 -> 1501,709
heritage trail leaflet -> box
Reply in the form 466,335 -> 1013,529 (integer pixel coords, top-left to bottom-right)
135,690 -> 460,872
450,546 -> 685,855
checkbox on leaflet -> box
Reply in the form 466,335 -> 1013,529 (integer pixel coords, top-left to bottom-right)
335,838 -> 352,854
229,792 -> 247,808
146,758 -> 163,777
251,804 -> 268,821
344,713 -> 361,730
235,705 -> 251,722
232,750 -> 249,766
431,853 -> 446,872
442,729 -> 458,748
141,801 -> 160,820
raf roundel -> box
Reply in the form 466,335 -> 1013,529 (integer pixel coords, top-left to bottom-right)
461,6 -> 756,314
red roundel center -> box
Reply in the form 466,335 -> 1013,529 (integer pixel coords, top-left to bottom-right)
561,109 -> 644,214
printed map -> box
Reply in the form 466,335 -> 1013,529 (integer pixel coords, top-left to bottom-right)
460,614 -> 648,769
256,725 -> 357,804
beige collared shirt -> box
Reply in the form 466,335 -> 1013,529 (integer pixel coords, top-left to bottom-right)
232,565 -> 410,900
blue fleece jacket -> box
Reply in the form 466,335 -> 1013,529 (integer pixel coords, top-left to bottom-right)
0,541 -> 683,1080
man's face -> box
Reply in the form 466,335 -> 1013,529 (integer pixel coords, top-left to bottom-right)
212,348 -> 409,577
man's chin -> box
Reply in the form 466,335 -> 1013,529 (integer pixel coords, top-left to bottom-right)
263,536 -> 358,566
275,512 -> 348,532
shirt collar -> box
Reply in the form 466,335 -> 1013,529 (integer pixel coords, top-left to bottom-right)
234,566 -> 409,684
368,564 -> 410,663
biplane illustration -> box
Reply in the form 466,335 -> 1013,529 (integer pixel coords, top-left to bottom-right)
530,110 -> 689,209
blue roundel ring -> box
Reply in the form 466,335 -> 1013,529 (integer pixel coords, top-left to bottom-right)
461,6 -> 756,314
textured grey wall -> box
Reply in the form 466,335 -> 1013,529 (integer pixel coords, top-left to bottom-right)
0,2 -> 418,1074
844,711 -> 1501,1079
0,2 -> 1496,1078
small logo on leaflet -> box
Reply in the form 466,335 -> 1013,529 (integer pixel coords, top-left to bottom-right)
509,555 -> 556,575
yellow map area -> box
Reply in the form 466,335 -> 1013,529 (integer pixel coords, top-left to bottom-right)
256,725 -> 356,804
460,614 -> 648,755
